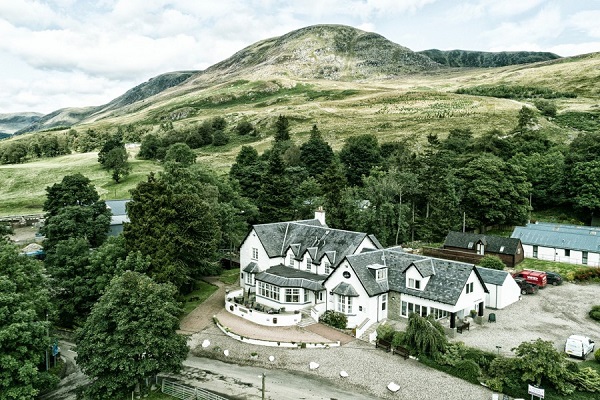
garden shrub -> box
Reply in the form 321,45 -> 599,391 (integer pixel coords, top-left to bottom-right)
462,347 -> 497,373
595,347 -> 600,362
375,323 -> 395,342
455,359 -> 482,384
478,255 -> 505,270
574,268 -> 600,282
589,305 -> 600,322
570,367 -> 600,392
318,310 -> 347,329
391,331 -> 406,348
534,99 -> 558,117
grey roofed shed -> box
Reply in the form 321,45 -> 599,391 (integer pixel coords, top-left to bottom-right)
476,266 -> 509,286
512,223 -> 600,253
444,231 -> 520,255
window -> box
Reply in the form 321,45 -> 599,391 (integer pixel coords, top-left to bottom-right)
251,247 -> 259,260
414,304 -> 421,316
258,282 -> 279,301
288,256 -> 295,267
245,273 -> 254,285
318,291 -> 323,302
583,251 -> 588,265
499,246 -> 505,252
476,243 -> 484,255
533,245 -> 538,258
376,269 -> 387,281
401,301 -> 407,316
324,260 -> 331,275
285,288 -> 300,303
381,294 -> 387,311
408,278 -> 421,289
565,249 -> 571,257
466,282 -> 474,294
337,295 -> 352,314
304,289 -> 309,303
430,307 -> 448,320
305,257 -> 312,271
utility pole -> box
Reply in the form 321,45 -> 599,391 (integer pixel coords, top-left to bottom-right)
45,313 -> 49,371
261,372 -> 266,400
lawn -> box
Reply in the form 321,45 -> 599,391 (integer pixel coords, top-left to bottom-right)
180,280 -> 218,317
517,258 -> 588,281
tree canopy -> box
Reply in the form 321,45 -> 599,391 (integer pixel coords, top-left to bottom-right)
75,271 -> 188,399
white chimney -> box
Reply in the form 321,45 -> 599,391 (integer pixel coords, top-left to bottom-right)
315,206 -> 326,226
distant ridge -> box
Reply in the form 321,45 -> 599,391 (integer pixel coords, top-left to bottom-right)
418,49 -> 561,68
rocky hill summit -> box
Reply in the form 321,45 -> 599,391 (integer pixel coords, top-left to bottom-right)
194,24 -> 442,84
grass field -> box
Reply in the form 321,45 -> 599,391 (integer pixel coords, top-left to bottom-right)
0,151 -> 162,216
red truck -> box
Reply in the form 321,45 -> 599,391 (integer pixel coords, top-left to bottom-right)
512,270 -> 548,288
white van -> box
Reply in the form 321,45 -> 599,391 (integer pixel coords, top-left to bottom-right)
565,335 -> 595,359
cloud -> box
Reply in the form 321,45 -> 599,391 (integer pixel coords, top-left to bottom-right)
568,10 -> 600,38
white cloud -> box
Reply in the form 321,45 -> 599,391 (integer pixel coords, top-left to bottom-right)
549,42 -> 600,57
568,10 -> 600,38
0,0 -> 66,28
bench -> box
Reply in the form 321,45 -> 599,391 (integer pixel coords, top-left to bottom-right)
457,321 -> 470,334
375,339 -> 392,352
392,346 -> 409,359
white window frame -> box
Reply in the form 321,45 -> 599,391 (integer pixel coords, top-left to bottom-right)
305,256 -> 312,271
376,269 -> 387,281
251,247 -> 259,260
337,295 -> 353,314
324,260 -> 331,275
288,255 -> 295,267
466,282 -> 474,294
285,288 -> 300,303
408,278 -> 421,289
245,273 -> 254,285
258,282 -> 279,301
381,293 -> 387,311
304,289 -> 309,303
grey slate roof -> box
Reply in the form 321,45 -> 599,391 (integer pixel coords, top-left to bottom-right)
476,266 -> 509,286
408,258 -> 435,277
243,262 -> 259,273
252,220 -> 381,267
444,231 -> 521,255
255,264 -> 327,291
341,249 -> 487,305
511,223 -> 600,253
105,200 -> 129,217
332,282 -> 359,297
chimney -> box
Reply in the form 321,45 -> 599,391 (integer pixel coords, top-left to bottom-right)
314,206 -> 326,226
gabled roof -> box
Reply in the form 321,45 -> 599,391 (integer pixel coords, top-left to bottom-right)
331,282 -> 359,297
252,220 -> 380,267
255,264 -> 327,291
243,262 -> 259,274
405,258 -> 435,277
511,223 -> 600,253
444,231 -> 521,255
476,266 -> 509,286
341,249 -> 487,305
105,199 -> 130,216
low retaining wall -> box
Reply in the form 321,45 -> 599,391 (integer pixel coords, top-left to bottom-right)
225,290 -> 301,327
213,316 -> 340,349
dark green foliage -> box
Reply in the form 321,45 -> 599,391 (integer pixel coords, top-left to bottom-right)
318,310 -> 347,329
479,255 -> 505,270
257,150 -> 294,223
236,119 -> 255,136
375,323 -> 395,342
299,125 -> 334,177
104,146 -> 131,183
0,239 -> 58,398
75,271 -> 188,399
124,172 -> 221,291
229,146 -> 265,202
595,348 -> 600,362
97,132 -> 123,166
573,268 -> 600,282
273,115 -> 290,142
165,142 -> 196,167
589,305 -> 600,322
555,111 -> 600,133
516,106 -> 538,131
454,359 -> 482,384
138,133 -> 162,159
419,49 -> 560,68
569,161 -> 600,216
212,129 -> 230,146
404,313 -> 447,357
339,134 -> 381,186
534,99 -> 558,117
0,141 -> 28,164
391,331 -> 406,348
455,84 -> 577,99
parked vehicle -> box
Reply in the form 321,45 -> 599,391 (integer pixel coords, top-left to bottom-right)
513,270 -> 547,288
514,277 -> 538,295
565,335 -> 595,359
545,271 -> 563,286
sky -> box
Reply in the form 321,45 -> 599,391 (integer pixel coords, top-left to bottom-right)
1,0 -> 599,115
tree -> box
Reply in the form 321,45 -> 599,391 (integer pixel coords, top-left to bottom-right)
457,155 -> 531,232
165,143 -> 196,167
274,115 -> 290,142
339,134 -> 381,186
41,174 -> 111,253
511,150 -> 565,209
300,125 -> 334,177
124,172 -> 221,291
236,119 -> 255,136
212,129 -> 230,146
479,255 -> 505,270
98,132 -> 123,167
320,157 -> 348,228
569,161 -> 600,219
257,150 -> 294,223
75,271 -> 188,399
229,146 -> 265,202
0,239 -> 57,398
104,146 -> 131,183
516,106 -> 538,131
404,313 -> 447,357
138,133 -> 162,160
512,338 -> 575,394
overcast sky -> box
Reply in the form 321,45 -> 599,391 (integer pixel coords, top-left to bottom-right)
1,0 -> 599,115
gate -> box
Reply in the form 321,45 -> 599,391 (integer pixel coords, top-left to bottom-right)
161,380 -> 229,400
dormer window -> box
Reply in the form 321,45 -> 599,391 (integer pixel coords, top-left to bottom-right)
408,278 -> 421,289
324,260 -> 331,275
288,256 -> 295,268
306,256 -> 312,271
376,268 -> 387,281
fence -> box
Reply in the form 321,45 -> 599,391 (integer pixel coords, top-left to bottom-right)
162,380 -> 229,400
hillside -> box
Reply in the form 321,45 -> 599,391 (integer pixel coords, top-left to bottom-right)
418,49 -> 560,68
0,112 -> 43,136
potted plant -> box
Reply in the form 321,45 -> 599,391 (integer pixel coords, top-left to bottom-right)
470,309 -> 477,318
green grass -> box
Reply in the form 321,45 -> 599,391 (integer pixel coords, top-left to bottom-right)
218,268 -> 240,285
180,280 -> 218,317
517,258 -> 587,281
0,151 -> 162,216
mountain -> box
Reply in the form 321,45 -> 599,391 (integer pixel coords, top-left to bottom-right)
418,49 -> 561,68
0,112 -> 43,137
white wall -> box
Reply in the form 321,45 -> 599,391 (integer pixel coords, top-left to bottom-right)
522,244 -> 600,267
485,276 -> 520,309
239,229 -> 284,292
453,270 -> 486,316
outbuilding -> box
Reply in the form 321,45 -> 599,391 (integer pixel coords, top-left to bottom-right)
476,266 -> 521,309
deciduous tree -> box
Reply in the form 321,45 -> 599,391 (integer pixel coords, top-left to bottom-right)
75,271 -> 188,399
339,134 -> 381,186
